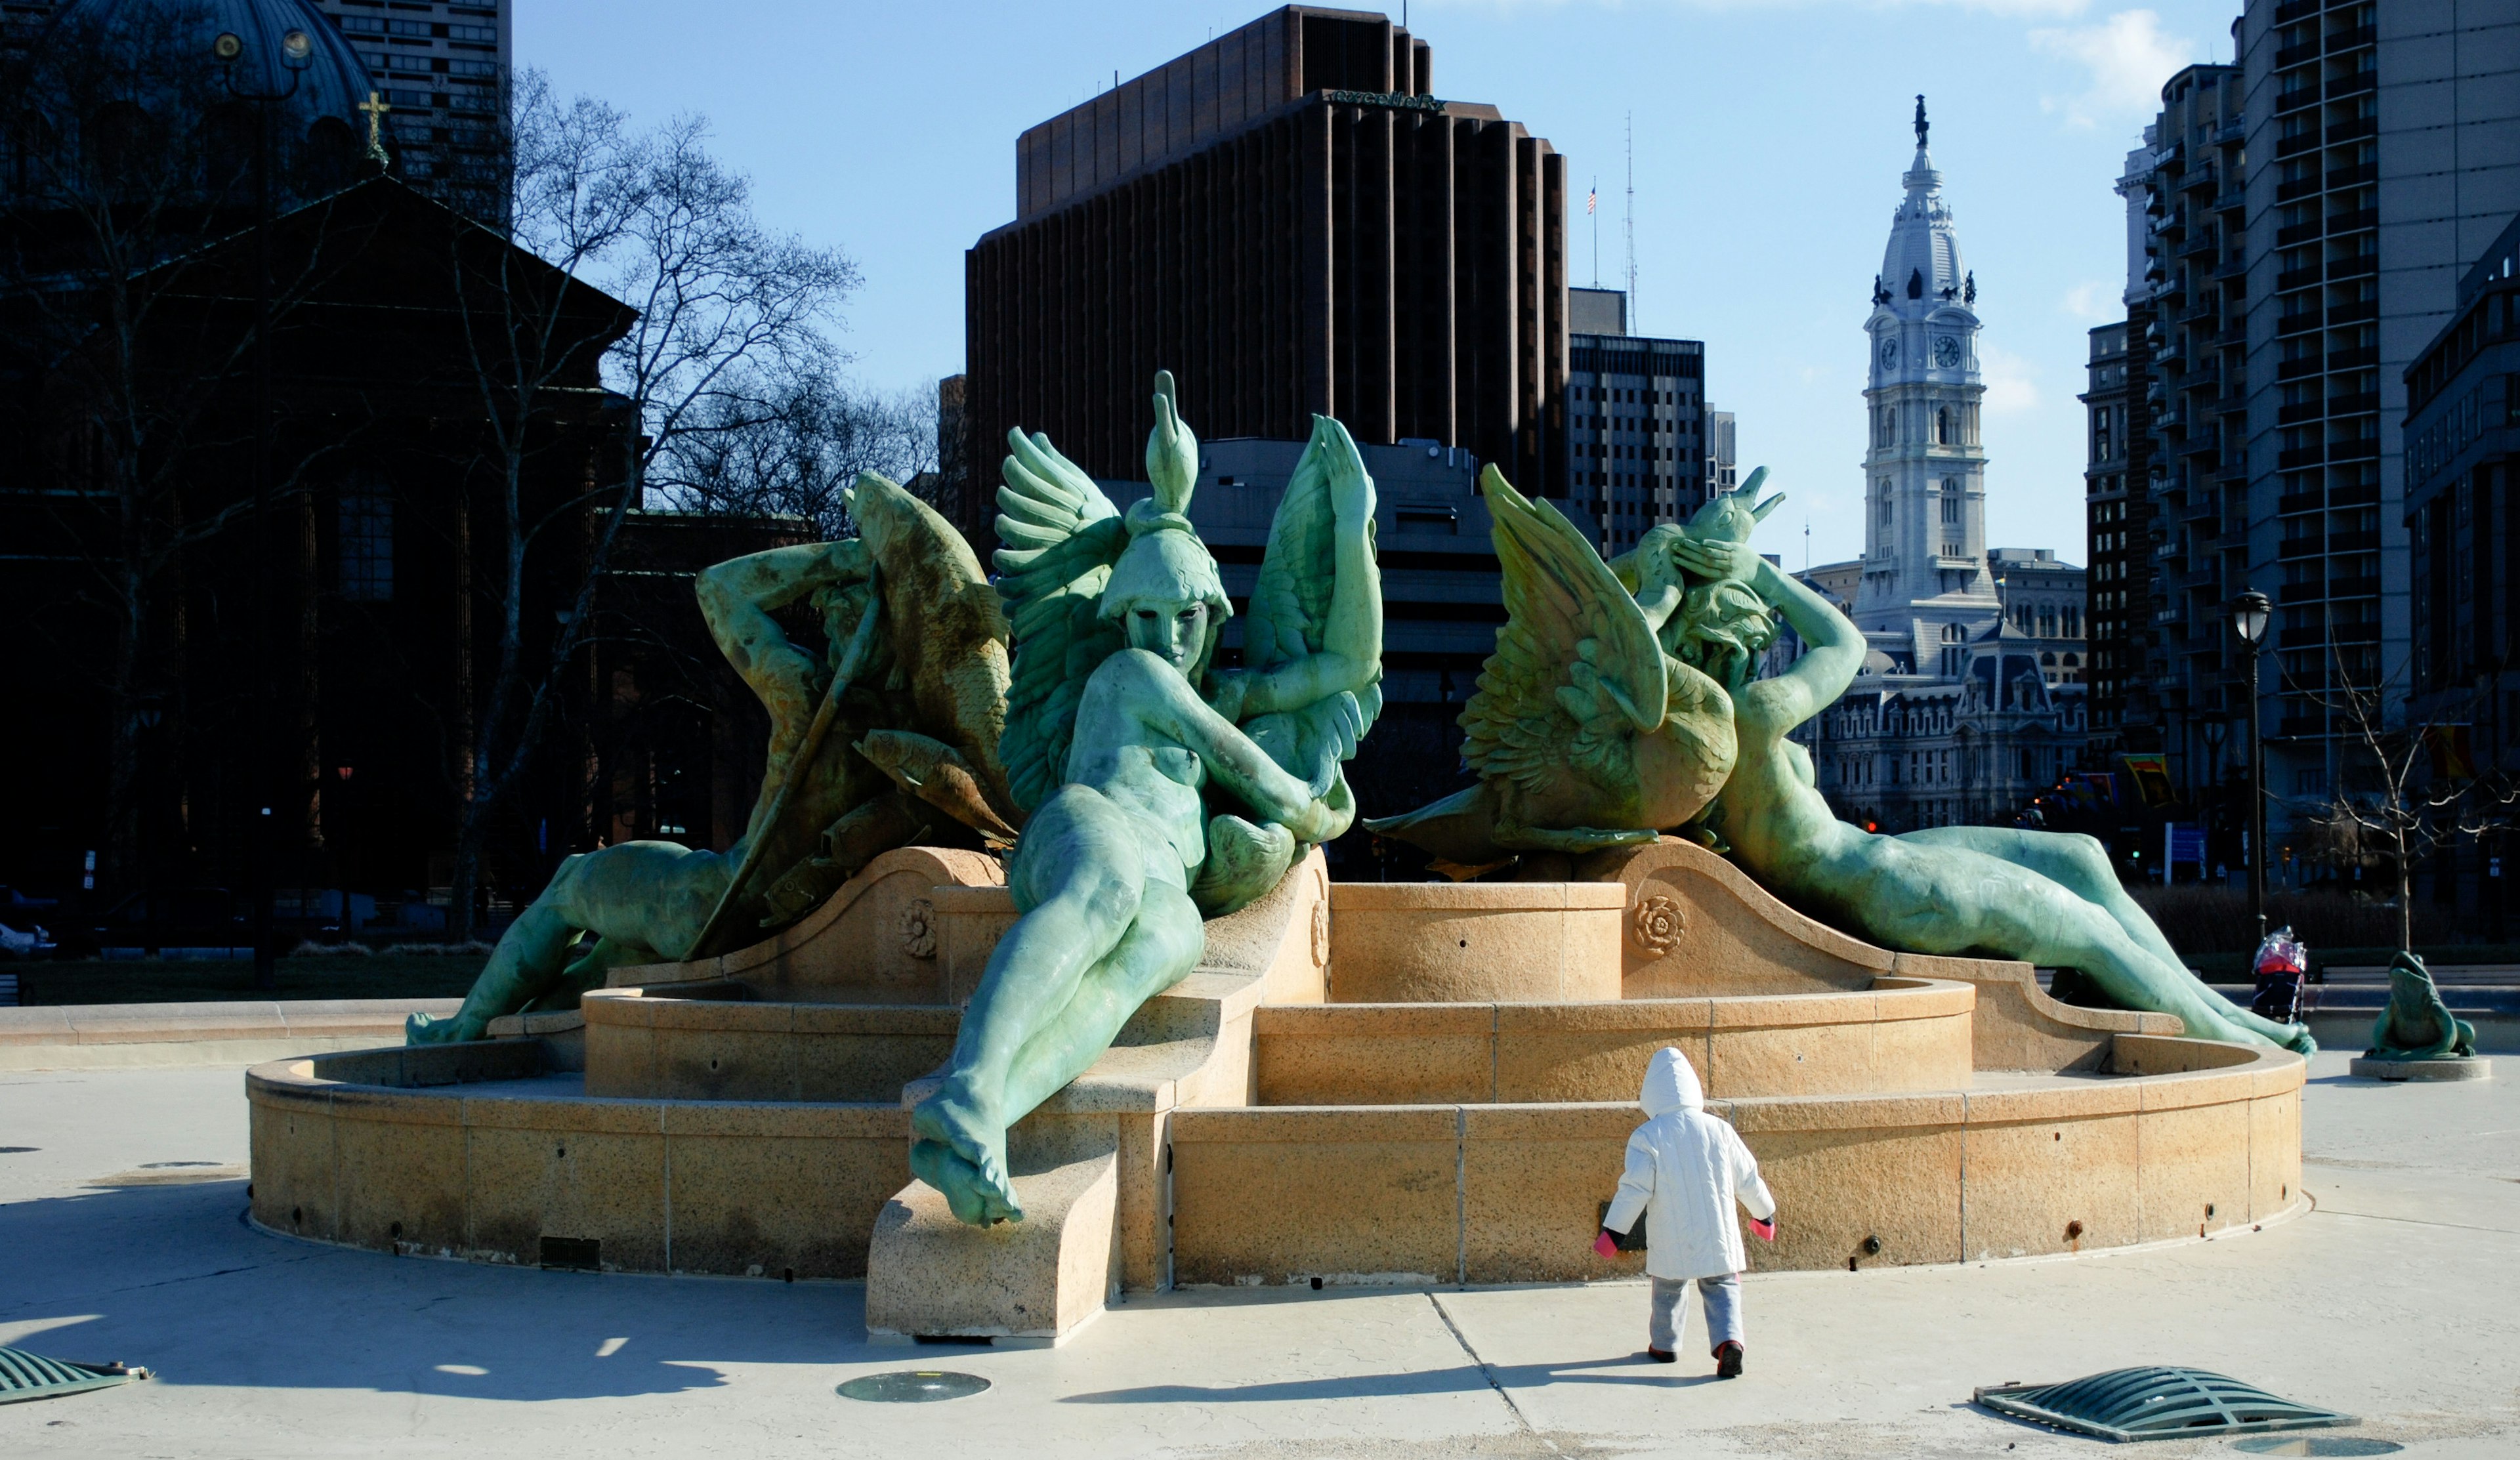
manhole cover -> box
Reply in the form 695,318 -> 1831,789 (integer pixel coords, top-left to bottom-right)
1976,1367 -> 2351,1442
837,1370 -> 990,1404
2231,1440 -> 2402,1457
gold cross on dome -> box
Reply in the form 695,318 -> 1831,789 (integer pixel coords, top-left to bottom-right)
358,90 -> 392,161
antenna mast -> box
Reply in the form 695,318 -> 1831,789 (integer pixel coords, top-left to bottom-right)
1624,114 -> 1637,326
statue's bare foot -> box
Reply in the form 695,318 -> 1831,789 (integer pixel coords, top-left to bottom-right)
911,1088 -> 1022,1224
404,1011 -> 482,1046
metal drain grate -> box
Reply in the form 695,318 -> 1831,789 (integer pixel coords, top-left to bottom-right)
0,1348 -> 148,1406
837,1370 -> 990,1403
1974,1367 -> 2351,1442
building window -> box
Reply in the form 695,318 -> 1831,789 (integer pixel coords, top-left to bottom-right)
1940,479 -> 1961,524
339,483 -> 393,602
1936,406 -> 1953,445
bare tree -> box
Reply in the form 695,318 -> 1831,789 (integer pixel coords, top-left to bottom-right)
0,1 -> 368,900
647,367 -> 938,539
2285,641 -> 2517,950
439,70 -> 860,939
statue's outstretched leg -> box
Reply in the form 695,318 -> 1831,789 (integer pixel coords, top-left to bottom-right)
1896,825 -> 2309,1050
1866,844 -> 2309,1053
1898,827 -> 2185,974
911,880 -> 1204,1224
406,842 -> 728,1045
912,785 -> 1148,1221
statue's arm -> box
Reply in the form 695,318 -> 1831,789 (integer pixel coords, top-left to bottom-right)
695,541 -> 868,701
1229,429 -> 1383,719
1135,657 -> 1341,841
1739,557 -> 1864,736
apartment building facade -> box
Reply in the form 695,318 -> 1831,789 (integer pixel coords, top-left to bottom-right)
2103,1 -> 2519,860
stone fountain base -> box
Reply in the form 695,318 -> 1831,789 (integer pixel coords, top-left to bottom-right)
247,839 -> 2304,1346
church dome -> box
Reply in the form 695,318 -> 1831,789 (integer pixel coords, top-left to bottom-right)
26,0 -> 381,200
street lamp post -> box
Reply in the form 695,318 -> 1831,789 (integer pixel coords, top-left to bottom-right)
2231,590 -> 2273,940
216,27 -> 313,990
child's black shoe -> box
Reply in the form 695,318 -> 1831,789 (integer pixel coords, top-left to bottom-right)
1645,1348 -> 1676,1364
1714,1341 -> 1744,1378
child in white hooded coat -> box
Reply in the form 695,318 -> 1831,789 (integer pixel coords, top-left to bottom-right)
1596,1046 -> 1776,1375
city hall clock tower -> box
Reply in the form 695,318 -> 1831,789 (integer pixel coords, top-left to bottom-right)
1854,97 -> 1996,678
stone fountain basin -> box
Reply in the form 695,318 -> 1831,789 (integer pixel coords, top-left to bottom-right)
561,974 -> 1977,1105
243,1028 -> 2302,1284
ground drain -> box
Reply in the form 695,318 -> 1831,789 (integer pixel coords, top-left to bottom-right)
837,1371 -> 990,1403
1975,1367 -> 2351,1442
0,1348 -> 149,1405
2230,1439 -> 2402,1456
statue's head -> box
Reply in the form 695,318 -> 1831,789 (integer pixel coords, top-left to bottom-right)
810,577 -> 892,678
1101,497 -> 1231,680
1675,579 -> 1777,694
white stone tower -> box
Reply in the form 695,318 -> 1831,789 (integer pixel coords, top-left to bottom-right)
1855,96 -> 1996,679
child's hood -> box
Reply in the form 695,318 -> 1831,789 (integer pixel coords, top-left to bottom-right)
1639,1046 -> 1703,1116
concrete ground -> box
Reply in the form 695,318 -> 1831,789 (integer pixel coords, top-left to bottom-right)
1,1054 -> 2512,1459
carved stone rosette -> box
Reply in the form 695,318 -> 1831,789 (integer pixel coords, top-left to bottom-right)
898,897 -> 938,959
1631,894 -> 1685,956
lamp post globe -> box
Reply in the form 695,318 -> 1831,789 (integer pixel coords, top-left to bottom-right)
2232,590 -> 2272,648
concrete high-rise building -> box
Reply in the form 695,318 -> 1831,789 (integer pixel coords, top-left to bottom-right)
1563,285 -> 1710,554
960,5 -> 1568,546
2403,209 -> 2519,913
1706,409 -> 1737,497
2112,62 -> 2244,805
2079,320 -> 2149,761
2107,1 -> 2520,860
312,0 -> 511,209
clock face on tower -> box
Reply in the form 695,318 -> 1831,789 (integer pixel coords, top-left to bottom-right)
1933,335 -> 1962,369
1878,335 -> 1899,369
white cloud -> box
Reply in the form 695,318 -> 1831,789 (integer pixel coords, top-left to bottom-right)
2028,10 -> 2196,129
1979,342 -> 2041,413
2061,279 -> 2117,320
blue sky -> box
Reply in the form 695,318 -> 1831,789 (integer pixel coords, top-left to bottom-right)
520,0 -> 2242,569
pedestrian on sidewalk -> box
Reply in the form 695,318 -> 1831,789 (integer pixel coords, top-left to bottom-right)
1595,1046 -> 1776,1377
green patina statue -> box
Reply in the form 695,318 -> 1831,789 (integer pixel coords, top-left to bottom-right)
910,372 -> 1382,1224
1674,499 -> 2315,1055
2367,951 -> 2476,1061
1362,469 -> 1762,866
408,475 -> 1022,1046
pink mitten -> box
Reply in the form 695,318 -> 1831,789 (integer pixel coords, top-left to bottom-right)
1593,1230 -> 1620,1261
1747,1217 -> 1776,1243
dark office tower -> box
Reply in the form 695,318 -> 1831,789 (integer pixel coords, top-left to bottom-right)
2081,318 -> 2152,759
960,6 -> 1568,541
1564,286 -> 1709,554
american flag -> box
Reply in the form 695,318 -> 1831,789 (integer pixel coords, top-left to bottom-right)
1586,188 -> 1596,215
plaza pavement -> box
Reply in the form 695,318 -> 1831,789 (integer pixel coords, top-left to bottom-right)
1,1052 -> 2512,1459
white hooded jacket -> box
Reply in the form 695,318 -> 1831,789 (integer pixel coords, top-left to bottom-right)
1602,1047 -> 1776,1280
